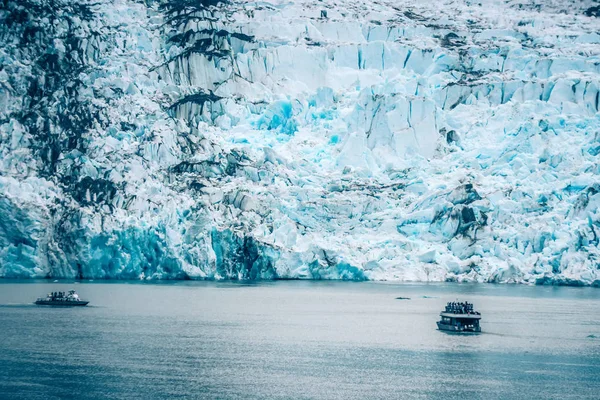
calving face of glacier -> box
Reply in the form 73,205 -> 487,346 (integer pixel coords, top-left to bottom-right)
1,0 -> 599,285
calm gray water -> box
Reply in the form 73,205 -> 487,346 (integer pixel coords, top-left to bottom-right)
0,281 -> 598,399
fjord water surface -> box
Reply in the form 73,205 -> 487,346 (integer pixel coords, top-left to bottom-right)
0,281 -> 598,399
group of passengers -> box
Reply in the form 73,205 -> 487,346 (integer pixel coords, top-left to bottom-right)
51,291 -> 67,299
445,301 -> 475,314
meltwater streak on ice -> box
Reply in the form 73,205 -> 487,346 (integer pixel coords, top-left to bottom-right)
1,0 -> 600,284
0,281 -> 599,400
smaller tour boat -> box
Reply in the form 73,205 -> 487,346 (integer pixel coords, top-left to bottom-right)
35,290 -> 89,306
437,301 -> 481,332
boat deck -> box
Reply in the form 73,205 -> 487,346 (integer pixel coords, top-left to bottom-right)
440,312 -> 481,319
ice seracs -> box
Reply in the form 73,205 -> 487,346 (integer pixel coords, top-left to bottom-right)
0,0 -> 599,285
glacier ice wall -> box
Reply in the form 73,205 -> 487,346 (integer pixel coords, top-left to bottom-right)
1,0 -> 599,285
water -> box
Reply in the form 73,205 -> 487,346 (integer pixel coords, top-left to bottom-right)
0,281 -> 598,399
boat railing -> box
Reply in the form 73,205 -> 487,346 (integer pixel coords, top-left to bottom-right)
41,296 -> 80,302
444,302 -> 479,315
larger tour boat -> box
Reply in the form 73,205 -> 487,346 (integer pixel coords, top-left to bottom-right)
437,301 -> 481,332
35,290 -> 89,306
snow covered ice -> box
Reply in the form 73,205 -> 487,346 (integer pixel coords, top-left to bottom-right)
0,0 -> 599,285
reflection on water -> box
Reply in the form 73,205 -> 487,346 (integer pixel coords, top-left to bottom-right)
0,280 -> 598,399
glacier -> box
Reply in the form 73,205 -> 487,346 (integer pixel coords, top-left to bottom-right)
0,0 -> 599,285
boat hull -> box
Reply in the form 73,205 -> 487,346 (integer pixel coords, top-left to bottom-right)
35,300 -> 89,306
437,321 -> 481,333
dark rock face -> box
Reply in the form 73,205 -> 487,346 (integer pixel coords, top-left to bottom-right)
2,0 -> 105,177
440,32 -> 465,48
211,229 -> 277,280
448,184 -> 482,205
572,184 -> 600,215
585,6 -> 600,17
431,203 -> 487,240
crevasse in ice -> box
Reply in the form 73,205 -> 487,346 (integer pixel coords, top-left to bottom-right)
0,0 -> 599,285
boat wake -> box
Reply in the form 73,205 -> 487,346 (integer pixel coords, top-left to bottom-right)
0,303 -> 38,308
